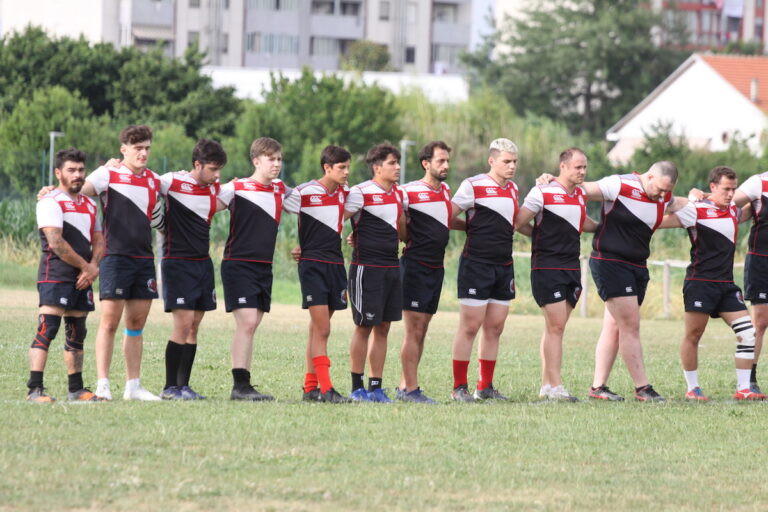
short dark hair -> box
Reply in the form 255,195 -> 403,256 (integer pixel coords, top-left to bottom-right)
119,125 -> 153,145
709,165 -> 736,184
559,147 -> 585,164
418,141 -> 451,170
365,142 -> 400,176
250,137 -> 281,160
55,147 -> 86,169
320,145 -> 352,173
650,161 -> 678,183
192,139 -> 228,166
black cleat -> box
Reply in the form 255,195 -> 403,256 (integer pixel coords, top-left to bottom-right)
473,385 -> 509,401
230,384 -> 274,401
318,388 -> 351,403
302,387 -> 320,401
635,384 -> 665,402
588,385 -> 625,401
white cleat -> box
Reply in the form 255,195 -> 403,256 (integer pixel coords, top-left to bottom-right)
123,381 -> 161,401
544,385 -> 579,402
95,379 -> 112,401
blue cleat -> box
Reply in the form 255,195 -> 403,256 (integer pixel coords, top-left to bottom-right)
179,385 -> 206,400
350,388 -> 373,402
160,386 -> 183,400
369,388 -> 392,403
398,388 -> 437,404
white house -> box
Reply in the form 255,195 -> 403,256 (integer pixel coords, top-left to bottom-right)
606,53 -> 768,164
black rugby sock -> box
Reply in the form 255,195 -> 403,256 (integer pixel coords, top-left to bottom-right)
68,372 -> 84,393
351,372 -> 364,391
27,371 -> 43,390
177,344 -> 197,387
164,340 -> 184,389
368,377 -> 382,392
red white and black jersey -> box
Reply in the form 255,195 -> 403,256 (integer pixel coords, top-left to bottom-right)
401,180 -> 452,268
283,180 -> 348,265
219,177 -> 291,263
676,199 -> 739,282
523,182 -> 586,271
160,172 -> 220,260
36,190 -> 100,283
738,172 -> 768,257
452,173 -> 518,265
591,173 -> 674,266
345,180 -> 404,267
87,164 -> 160,259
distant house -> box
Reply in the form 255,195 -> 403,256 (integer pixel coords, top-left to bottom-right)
606,53 -> 768,164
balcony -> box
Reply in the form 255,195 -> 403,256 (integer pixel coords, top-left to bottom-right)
310,14 -> 364,39
431,21 -> 469,46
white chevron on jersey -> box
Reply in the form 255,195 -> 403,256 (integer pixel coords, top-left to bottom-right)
676,200 -> 738,243
160,171 -> 219,222
403,180 -> 451,227
37,190 -> 99,242
290,180 -> 347,233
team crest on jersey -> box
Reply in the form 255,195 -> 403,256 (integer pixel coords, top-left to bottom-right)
578,196 -> 585,205
552,195 -> 565,203
148,179 -> 155,190
443,189 -> 450,200
147,278 -> 157,293
340,289 -> 347,304
273,184 -> 281,194
310,195 -> 322,204
181,183 -> 194,193
86,202 -> 95,214
485,188 -> 498,196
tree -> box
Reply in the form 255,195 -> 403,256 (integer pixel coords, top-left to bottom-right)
341,40 -> 391,71
462,0 -> 688,136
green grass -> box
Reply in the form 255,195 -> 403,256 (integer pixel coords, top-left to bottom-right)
2,288 -> 768,511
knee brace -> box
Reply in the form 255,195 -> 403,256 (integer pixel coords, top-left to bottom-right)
64,316 -> 87,352
31,314 -> 61,351
732,315 -> 756,360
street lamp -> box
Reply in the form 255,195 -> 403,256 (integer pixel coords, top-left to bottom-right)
399,139 -> 416,185
48,131 -> 65,186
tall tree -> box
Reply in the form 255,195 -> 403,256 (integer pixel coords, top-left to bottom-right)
462,0 -> 688,135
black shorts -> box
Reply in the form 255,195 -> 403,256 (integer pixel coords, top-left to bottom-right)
299,260 -> 348,310
221,260 -> 272,313
684,280 -> 747,318
457,257 -> 515,302
589,257 -> 649,305
401,258 -> 444,314
531,269 -> 582,308
99,255 -> 158,300
744,253 -> 768,304
161,258 -> 217,313
38,282 -> 95,312
348,264 -> 402,326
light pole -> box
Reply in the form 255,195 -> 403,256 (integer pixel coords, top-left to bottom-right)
399,139 -> 416,185
48,131 -> 65,186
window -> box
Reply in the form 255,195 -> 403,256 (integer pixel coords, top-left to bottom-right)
189,0 -> 200,7
188,31 -> 200,48
432,44 -> 463,70
433,3 -> 458,23
221,33 -> 229,54
248,0 -> 297,9
379,0 -> 390,21
311,36 -> 339,56
407,2 -> 417,24
312,0 -> 334,14
405,46 -> 415,64
341,2 -> 361,16
246,32 -> 299,54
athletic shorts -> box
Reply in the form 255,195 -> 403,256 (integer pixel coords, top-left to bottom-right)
401,257 -> 444,315
457,257 -> 515,302
221,260 -> 272,313
684,280 -> 747,318
589,258 -> 649,305
99,255 -> 158,300
744,253 -> 768,304
531,269 -> 582,308
161,258 -> 217,312
299,260 -> 347,310
348,264 -> 402,326
38,282 -> 95,312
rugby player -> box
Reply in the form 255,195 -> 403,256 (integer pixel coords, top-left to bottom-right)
285,145 -> 351,403
663,167 -> 764,400
516,147 -> 597,402
396,141 -> 454,404
449,138 -> 525,402
86,125 -> 161,401
540,161 -> 685,401
218,137 -> 292,401
345,143 -> 406,403
157,139 -> 227,400
27,148 -> 104,402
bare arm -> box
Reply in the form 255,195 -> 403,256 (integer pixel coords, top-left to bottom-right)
582,181 -> 603,201
665,196 -> 689,214
42,227 -> 99,289
216,199 -> 228,212
583,216 -> 599,233
398,212 -> 408,242
739,203 -> 753,223
90,231 -> 105,265
733,189 -> 751,209
514,206 -> 537,238
658,213 -> 683,229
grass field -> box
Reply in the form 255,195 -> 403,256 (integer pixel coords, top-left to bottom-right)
3,287 -> 768,511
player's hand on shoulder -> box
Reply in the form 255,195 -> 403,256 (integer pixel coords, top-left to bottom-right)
290,246 -> 301,262
687,188 -> 707,202
105,158 -> 122,168
36,185 -> 56,200
535,173 -> 555,185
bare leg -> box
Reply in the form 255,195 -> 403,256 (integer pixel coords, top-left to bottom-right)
95,299 -> 125,380
122,299 -> 153,380
368,322 -> 391,378
400,310 -> 432,391
592,306 -> 620,388
231,308 -> 263,370
540,301 -> 573,387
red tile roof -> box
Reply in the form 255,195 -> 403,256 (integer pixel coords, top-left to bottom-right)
700,54 -> 768,113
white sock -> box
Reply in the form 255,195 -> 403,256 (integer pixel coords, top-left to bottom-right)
126,378 -> 140,391
96,378 -> 110,388
683,370 -> 699,391
736,369 -> 751,390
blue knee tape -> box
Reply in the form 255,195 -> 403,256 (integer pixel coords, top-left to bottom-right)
124,328 -> 143,337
